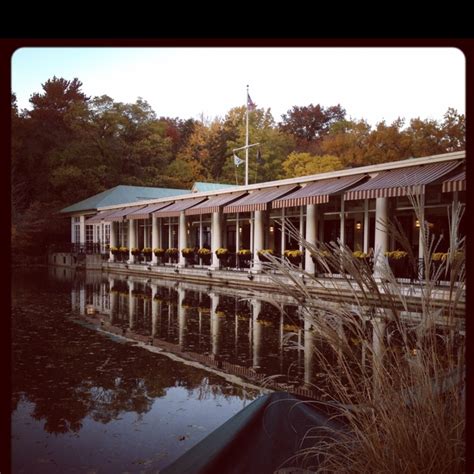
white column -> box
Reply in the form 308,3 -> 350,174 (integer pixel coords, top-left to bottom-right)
109,221 -> 117,262
210,292 -> 220,356
252,299 -> 262,368
373,197 -> 389,278
299,206 -> 304,252
339,196 -> 345,246
305,204 -> 317,273
79,215 -> 86,247
281,208 -> 286,255
363,199 -> 370,253
236,213 -> 240,252
151,216 -> 159,264
199,214 -> 203,248
71,217 -> 75,244
128,280 -> 135,330
250,213 -> 254,253
418,194 -> 425,261
178,286 -> 185,346
151,284 -> 158,337
304,317 -> 314,386
178,212 -> 187,267
128,220 -> 136,263
253,210 -> 264,271
211,212 -> 222,269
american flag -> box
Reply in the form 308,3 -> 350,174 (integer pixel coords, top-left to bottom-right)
247,92 -> 256,111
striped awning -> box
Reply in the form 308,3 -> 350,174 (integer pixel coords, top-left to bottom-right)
273,175 -> 367,209
185,191 -> 248,216
344,161 -> 461,200
127,202 -> 173,220
223,185 -> 299,214
153,197 -> 208,218
106,205 -> 147,222
442,170 -> 466,193
85,208 -> 120,223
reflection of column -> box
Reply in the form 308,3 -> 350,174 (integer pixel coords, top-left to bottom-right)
178,212 -> 187,268
151,284 -> 158,337
211,212 -> 222,269
151,216 -> 159,264
373,197 -> 389,278
128,220 -> 136,263
252,299 -> 262,368
305,204 -> 317,273
128,281 -> 135,329
304,317 -> 314,386
210,292 -> 220,356
79,283 -> 85,315
109,277 -> 117,322
71,287 -> 77,311
372,316 -> 386,399
253,210 -> 264,271
178,287 -> 186,346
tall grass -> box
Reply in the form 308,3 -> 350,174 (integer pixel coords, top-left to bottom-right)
262,199 -> 465,473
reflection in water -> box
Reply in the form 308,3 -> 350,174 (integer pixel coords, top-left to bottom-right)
12,268 -> 259,473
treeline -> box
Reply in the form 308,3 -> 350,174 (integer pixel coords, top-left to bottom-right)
11,76 -> 465,256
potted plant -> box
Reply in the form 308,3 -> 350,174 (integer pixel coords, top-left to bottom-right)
142,247 -> 152,262
284,249 -> 303,265
237,249 -> 251,268
197,247 -> 212,265
165,247 -> 179,263
119,246 -> 129,261
257,248 -> 274,263
181,247 -> 196,265
215,247 -> 229,265
385,250 -> 409,278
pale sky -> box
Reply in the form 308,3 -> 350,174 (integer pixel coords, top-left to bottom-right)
12,47 -> 465,126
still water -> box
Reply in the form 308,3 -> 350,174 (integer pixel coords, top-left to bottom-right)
12,267 -> 320,473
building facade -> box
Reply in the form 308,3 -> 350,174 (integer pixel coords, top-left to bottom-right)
59,151 -> 466,278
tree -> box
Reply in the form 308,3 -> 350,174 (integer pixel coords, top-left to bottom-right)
282,152 -> 344,178
279,104 -> 346,153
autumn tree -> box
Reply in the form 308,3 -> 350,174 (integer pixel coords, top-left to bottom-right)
282,152 -> 344,178
279,104 -> 346,153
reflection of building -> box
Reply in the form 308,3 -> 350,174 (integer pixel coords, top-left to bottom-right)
55,152 -> 465,282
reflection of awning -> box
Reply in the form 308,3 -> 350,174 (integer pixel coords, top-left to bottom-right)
127,202 -> 173,220
223,185 -> 299,213
442,170 -> 465,192
185,191 -> 248,216
273,175 -> 366,208
106,205 -> 147,222
344,161 -> 461,200
86,209 -> 121,223
153,197 -> 208,218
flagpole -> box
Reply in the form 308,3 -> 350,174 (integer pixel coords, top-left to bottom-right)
245,84 -> 249,186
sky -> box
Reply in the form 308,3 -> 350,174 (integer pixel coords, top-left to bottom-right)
12,47 -> 465,126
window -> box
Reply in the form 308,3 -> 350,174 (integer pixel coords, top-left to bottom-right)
86,225 -> 94,244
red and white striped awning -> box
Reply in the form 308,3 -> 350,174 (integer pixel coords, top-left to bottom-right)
153,197 -> 208,218
85,208 -> 121,223
185,191 -> 247,216
106,205 -> 147,222
223,185 -> 299,214
344,161 -> 461,200
442,170 -> 466,193
273,175 -> 367,209
127,202 -> 173,220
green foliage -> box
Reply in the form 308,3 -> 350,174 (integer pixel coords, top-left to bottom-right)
11,76 -> 465,257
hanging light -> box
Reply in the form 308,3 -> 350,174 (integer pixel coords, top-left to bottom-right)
270,226 -> 274,233
355,221 -> 362,230
415,219 -> 420,228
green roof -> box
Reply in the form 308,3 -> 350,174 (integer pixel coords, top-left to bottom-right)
60,185 -> 190,214
192,182 -> 239,193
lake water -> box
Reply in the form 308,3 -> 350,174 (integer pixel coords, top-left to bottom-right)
11,267 -> 319,473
